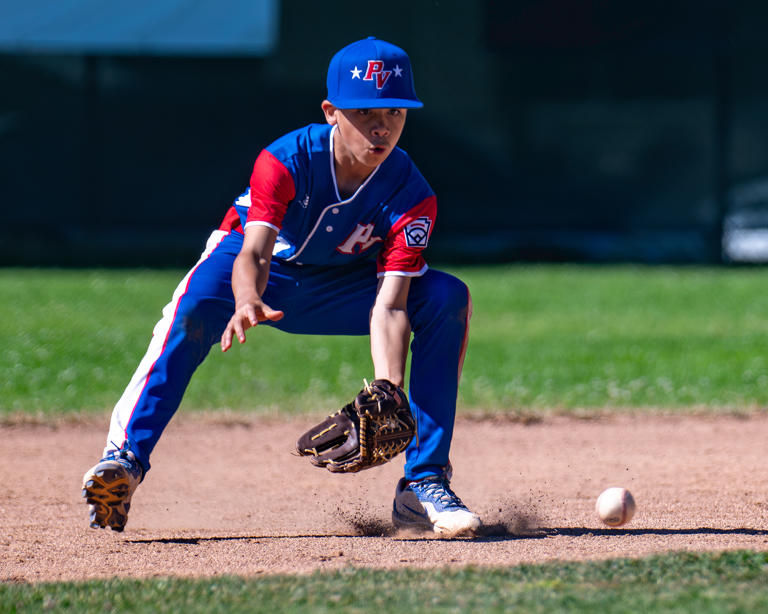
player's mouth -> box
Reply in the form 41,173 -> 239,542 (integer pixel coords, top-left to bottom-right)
369,144 -> 388,155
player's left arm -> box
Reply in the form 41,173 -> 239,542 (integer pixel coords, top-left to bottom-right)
369,275 -> 411,388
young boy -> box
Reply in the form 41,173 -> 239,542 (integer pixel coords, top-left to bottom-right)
82,37 -> 481,536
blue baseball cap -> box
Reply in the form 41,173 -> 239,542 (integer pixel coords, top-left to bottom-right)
326,37 -> 423,109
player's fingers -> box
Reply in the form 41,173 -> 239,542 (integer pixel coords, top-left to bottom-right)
233,316 -> 247,344
220,324 -> 233,352
245,304 -> 259,327
259,303 -> 284,322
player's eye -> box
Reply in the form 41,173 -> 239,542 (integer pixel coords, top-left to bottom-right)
388,109 -> 402,116
357,109 -> 371,116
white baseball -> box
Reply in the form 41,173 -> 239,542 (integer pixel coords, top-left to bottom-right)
596,487 -> 636,527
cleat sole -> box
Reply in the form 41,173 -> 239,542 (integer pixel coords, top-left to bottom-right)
82,460 -> 139,532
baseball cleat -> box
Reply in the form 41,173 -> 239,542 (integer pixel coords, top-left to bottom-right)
392,475 -> 481,536
82,446 -> 143,532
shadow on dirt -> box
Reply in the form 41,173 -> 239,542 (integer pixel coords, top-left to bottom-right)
544,527 -> 768,537
125,534 -> 365,544
124,525 -> 768,546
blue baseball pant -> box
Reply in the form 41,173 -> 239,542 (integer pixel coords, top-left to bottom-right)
106,228 -> 471,481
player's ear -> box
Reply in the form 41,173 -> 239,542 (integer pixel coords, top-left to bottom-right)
321,100 -> 339,126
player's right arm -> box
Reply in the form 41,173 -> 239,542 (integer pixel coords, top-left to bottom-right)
221,144 -> 297,351
220,224 -> 284,352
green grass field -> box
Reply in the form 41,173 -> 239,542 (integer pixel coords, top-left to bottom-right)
2,265 -> 768,416
3,552 -> 768,613
3,265 -> 768,611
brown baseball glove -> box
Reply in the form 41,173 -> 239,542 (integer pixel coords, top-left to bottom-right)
296,379 -> 416,473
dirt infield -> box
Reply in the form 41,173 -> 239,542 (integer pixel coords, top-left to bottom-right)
3,413 -> 768,583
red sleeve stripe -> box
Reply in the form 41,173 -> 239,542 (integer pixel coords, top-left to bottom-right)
377,195 -> 437,275
387,195 -> 436,238
246,149 -> 296,230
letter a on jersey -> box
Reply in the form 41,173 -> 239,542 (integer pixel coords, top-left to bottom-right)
337,223 -> 383,254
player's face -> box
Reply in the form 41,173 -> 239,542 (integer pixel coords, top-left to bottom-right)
323,103 -> 407,172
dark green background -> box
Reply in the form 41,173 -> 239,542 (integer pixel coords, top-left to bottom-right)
2,1 -> 766,265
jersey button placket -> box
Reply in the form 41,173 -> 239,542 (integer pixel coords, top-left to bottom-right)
326,207 -> 340,232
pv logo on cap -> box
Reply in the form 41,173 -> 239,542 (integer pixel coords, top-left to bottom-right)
364,60 -> 392,89
351,60 -> 404,90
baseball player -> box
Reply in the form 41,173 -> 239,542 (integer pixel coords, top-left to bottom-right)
82,37 -> 481,536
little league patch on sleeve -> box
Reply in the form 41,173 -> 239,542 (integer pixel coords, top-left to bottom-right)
404,217 -> 432,248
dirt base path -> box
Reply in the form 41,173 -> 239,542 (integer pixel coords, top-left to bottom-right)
3,413 -> 768,583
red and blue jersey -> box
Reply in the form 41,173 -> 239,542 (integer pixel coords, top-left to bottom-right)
220,123 -> 436,277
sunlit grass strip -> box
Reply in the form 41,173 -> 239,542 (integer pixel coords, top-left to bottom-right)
459,264 -> 768,411
3,265 -> 768,415
2,551 -> 768,613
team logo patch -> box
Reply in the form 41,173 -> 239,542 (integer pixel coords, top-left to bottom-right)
404,217 -> 432,248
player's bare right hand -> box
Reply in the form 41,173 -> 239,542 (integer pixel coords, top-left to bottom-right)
221,300 -> 284,351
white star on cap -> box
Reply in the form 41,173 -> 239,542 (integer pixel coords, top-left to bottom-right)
393,65 -> 403,77
350,66 -> 362,79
